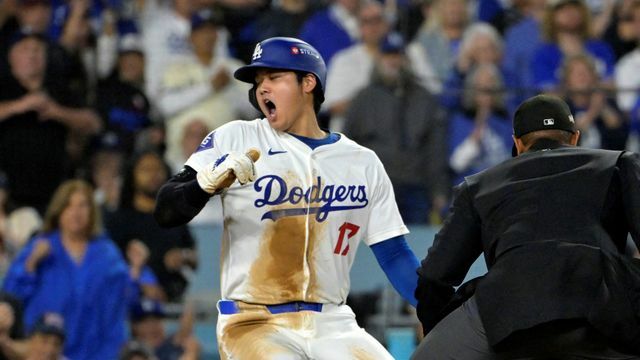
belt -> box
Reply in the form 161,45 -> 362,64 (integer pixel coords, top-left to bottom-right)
218,300 -> 323,315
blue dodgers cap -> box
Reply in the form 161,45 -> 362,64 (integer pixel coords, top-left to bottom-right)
130,299 -> 166,322
234,37 -> 327,93
7,30 -> 48,51
190,9 -> 223,31
31,313 -> 65,341
380,32 -> 405,54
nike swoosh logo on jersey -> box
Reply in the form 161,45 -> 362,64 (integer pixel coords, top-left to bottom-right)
268,148 -> 287,155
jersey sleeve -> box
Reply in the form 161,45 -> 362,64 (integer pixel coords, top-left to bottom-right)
184,129 -> 225,173
363,154 -> 409,246
185,120 -> 256,172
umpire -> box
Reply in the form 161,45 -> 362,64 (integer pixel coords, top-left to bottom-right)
413,95 -> 640,359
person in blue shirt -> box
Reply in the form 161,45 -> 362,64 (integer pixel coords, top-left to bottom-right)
298,0 -> 360,65
3,179 -> 128,360
448,63 -> 513,186
502,0 -> 546,105
531,0 -> 616,91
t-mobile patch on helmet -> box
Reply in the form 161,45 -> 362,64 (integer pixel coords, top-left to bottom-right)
196,131 -> 215,152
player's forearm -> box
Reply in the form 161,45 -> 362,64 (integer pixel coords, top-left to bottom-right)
154,167 -> 211,227
371,236 -> 419,307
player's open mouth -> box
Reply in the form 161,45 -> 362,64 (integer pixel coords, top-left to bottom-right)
264,99 -> 276,119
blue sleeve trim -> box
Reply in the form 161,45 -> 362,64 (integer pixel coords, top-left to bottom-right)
371,235 -> 419,307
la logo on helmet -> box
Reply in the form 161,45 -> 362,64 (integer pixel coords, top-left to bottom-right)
252,44 -> 263,60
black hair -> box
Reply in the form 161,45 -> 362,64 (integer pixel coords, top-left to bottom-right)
519,129 -> 574,147
118,150 -> 170,210
295,71 -> 324,114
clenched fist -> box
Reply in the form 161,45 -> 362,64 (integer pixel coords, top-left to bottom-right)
196,149 -> 260,194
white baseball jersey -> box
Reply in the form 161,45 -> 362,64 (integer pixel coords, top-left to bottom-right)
186,118 -> 408,305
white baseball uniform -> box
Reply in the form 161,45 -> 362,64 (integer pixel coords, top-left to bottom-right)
185,118 -> 408,359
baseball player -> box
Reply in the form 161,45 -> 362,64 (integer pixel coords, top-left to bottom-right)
154,37 -> 420,359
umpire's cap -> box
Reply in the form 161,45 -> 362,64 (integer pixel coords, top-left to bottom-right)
513,94 -> 576,137
234,37 -> 327,94
512,94 -> 577,156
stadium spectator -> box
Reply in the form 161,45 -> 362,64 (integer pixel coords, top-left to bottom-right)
615,0 -> 640,144
158,9 -> 253,171
299,0 -> 361,65
502,0 -> 546,105
0,292 -> 26,360
244,0 -> 318,43
531,0 -> 616,91
412,0 -> 470,88
126,239 -> 164,305
0,173 -> 42,282
601,0 -> 638,60
344,33 -> 449,224
129,299 -> 200,360
448,63 -> 513,186
0,32 -> 101,214
325,2 -> 439,130
324,0 -> 391,130
25,313 -> 67,360
105,151 -> 197,302
560,53 -> 628,150
141,0 -> 199,103
0,0 -> 51,75
171,119 -> 210,173
440,22 -> 517,112
119,341 -> 157,360
96,33 -> 152,156
2,179 -> 128,360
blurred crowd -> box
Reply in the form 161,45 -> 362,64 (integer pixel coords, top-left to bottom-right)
1,0 -> 640,358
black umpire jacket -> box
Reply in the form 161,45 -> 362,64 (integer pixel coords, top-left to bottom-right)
415,138 -> 640,352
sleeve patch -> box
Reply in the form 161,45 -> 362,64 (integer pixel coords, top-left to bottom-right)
196,131 -> 215,152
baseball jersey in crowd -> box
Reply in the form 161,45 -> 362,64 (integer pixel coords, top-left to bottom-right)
185,119 -> 408,304
2,231 -> 128,360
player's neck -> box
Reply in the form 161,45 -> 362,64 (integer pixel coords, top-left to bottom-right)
286,111 -> 326,139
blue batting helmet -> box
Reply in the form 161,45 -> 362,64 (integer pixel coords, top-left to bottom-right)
234,37 -> 327,94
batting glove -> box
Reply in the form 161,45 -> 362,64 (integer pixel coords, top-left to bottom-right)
196,151 -> 257,194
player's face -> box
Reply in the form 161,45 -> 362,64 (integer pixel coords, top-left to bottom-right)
255,69 -> 307,132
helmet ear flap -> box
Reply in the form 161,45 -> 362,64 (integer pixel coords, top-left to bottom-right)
248,85 -> 261,113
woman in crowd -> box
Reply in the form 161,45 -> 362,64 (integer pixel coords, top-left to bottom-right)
3,179 -> 128,360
